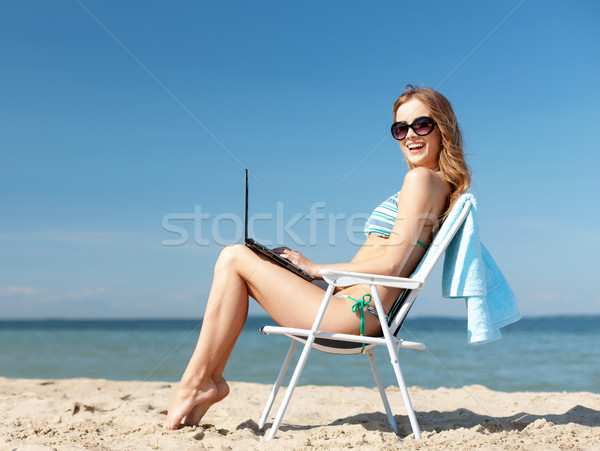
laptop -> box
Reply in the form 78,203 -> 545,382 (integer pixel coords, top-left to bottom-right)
244,169 -> 314,282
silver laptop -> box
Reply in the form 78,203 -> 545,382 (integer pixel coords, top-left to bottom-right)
244,169 -> 314,281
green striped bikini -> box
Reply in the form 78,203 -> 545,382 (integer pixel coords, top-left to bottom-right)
363,193 -> 429,250
351,193 -> 429,321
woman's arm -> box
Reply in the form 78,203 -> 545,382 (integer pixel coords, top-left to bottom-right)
277,168 -> 449,278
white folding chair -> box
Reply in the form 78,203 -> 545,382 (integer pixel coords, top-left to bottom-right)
258,195 -> 473,440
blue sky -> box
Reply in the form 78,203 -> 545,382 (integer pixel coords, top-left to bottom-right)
1,0 -> 599,319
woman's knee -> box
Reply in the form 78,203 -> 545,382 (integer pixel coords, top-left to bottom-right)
215,244 -> 249,271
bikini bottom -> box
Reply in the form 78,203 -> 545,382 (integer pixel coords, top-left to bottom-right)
335,295 -> 389,323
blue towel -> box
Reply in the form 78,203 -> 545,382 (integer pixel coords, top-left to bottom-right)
441,194 -> 521,344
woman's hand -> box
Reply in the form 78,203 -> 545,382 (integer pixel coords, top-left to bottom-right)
272,247 -> 321,279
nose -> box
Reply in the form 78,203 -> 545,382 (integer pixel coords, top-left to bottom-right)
405,126 -> 418,140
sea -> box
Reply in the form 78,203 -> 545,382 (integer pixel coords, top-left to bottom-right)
1,316 -> 598,393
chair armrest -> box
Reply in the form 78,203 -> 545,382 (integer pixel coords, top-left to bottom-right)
319,269 -> 422,289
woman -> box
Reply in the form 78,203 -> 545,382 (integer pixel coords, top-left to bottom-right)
164,85 -> 470,430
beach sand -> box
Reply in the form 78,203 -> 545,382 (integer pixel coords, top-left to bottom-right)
1,377 -> 599,450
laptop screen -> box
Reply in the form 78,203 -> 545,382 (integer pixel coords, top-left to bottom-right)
244,169 -> 249,242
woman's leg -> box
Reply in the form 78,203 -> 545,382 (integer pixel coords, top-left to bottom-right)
164,245 -> 251,429
179,335 -> 237,426
165,244 -> 377,429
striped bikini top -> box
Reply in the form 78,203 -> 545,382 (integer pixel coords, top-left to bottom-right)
364,193 -> 429,249
364,193 -> 398,238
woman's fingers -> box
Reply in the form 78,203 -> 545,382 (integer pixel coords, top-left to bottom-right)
273,247 -> 299,261
273,247 -> 299,257
272,248 -> 317,277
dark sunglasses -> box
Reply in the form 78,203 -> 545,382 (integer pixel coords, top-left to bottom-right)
391,116 -> 436,140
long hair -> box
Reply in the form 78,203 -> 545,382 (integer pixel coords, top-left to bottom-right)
393,85 -> 471,219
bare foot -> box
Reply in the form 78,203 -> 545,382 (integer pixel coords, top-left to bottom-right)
164,378 -> 219,430
182,377 -> 230,426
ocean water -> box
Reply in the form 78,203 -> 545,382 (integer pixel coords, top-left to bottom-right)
0,316 -> 599,393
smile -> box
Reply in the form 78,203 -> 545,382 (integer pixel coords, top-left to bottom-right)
407,142 -> 425,153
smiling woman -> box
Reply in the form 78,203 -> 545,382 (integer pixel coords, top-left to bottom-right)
391,85 -> 471,220
163,85 -> 473,432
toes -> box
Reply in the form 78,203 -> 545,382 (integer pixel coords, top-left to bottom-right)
165,381 -> 220,430
164,415 -> 182,430
183,405 -> 209,426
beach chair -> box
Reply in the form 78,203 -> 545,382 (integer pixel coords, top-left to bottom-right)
258,195 -> 473,440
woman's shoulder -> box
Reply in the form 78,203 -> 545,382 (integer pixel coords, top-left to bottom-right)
402,167 -> 440,187
400,167 -> 450,201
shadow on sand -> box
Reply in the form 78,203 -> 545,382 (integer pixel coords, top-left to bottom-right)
259,404 -> 600,436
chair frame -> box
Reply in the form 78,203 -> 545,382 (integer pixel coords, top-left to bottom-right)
258,198 -> 473,440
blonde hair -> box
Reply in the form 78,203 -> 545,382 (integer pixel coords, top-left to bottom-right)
393,85 -> 471,219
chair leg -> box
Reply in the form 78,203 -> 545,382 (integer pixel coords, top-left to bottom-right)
265,336 -> 315,440
258,341 -> 297,429
387,344 -> 421,439
370,285 -> 421,440
265,284 -> 335,440
366,349 -> 398,435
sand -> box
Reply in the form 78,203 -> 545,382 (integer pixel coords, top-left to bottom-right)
1,377 -> 599,450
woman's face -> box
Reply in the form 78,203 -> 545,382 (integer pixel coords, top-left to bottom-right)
394,98 -> 442,170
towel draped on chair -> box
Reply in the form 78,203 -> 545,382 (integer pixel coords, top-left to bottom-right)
441,194 -> 521,344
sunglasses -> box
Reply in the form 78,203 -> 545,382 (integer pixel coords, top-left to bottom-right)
391,116 -> 436,140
